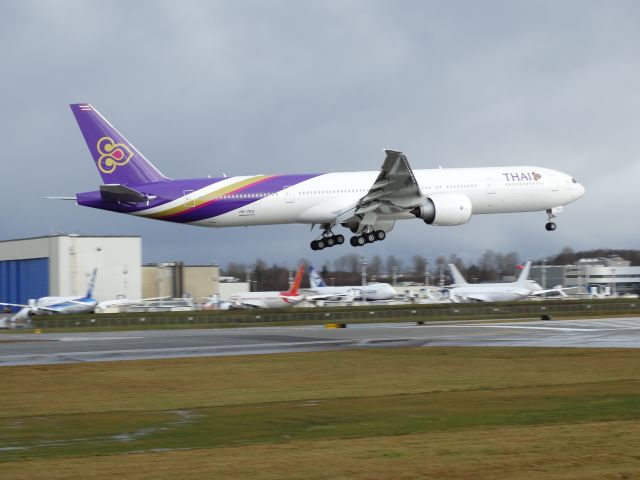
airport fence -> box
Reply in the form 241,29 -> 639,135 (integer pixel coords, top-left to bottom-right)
29,300 -> 640,330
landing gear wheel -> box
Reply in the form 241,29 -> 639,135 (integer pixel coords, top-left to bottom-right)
545,222 -> 557,231
375,230 -> 386,241
334,234 -> 345,245
350,236 -> 358,247
325,236 -> 335,247
310,240 -> 318,251
316,239 -> 326,250
364,232 -> 376,243
350,235 -> 366,247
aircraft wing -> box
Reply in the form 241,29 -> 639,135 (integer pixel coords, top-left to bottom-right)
0,302 -> 30,308
304,292 -> 355,301
354,150 -> 425,216
530,286 -> 580,297
97,296 -> 170,308
448,292 -> 493,302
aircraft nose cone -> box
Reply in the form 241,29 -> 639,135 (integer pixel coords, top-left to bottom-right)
576,183 -> 586,198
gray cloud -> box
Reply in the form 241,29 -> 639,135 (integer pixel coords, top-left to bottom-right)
1,0 -> 638,267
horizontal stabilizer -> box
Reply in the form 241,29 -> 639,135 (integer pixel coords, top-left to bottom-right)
100,184 -> 156,203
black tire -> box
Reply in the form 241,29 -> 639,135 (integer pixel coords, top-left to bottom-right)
325,237 -> 335,247
545,222 -> 557,231
350,236 -> 359,247
316,239 -> 326,250
365,233 -> 376,243
310,240 -> 318,250
356,235 -> 366,246
375,230 -> 386,241
335,234 -> 345,245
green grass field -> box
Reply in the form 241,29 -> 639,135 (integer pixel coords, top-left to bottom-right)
1,347 -> 640,479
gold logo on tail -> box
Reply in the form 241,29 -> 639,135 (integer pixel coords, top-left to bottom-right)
96,137 -> 133,174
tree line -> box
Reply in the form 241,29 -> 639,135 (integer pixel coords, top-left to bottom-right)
221,248 -> 639,291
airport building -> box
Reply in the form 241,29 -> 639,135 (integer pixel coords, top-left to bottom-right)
531,256 -> 640,296
142,262 -> 249,303
563,257 -> 640,296
0,234 -> 142,306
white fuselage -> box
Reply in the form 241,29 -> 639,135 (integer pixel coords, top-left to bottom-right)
227,291 -> 305,309
168,166 -> 584,227
448,280 -> 545,302
303,283 -> 397,301
33,297 -> 97,315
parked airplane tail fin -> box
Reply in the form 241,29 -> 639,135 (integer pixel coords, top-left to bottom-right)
286,265 -> 305,296
309,266 -> 327,288
70,103 -> 169,186
86,268 -> 97,299
448,264 -> 468,285
516,261 -> 532,284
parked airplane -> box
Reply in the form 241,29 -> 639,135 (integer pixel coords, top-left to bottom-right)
0,269 -> 166,320
66,104 -> 585,250
0,269 -> 99,320
444,261 -> 563,302
303,266 -> 397,301
222,265 -> 305,309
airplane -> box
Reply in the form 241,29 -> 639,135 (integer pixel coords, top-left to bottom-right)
444,261 -> 567,302
302,266 -> 397,301
222,265 -> 305,309
0,269 -> 99,320
0,269 -> 167,320
65,104 -> 586,250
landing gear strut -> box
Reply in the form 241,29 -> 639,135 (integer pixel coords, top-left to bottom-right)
310,224 -> 344,251
545,208 -> 557,232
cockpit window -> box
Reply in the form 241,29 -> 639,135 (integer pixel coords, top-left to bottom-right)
572,178 -> 578,183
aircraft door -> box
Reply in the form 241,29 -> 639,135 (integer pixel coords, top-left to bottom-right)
485,177 -> 496,194
283,186 -> 295,203
183,190 -> 195,207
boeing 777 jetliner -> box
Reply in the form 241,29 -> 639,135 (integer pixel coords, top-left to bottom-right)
68,104 -> 585,250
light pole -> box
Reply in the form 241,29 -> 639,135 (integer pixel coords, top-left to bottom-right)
361,258 -> 368,303
361,258 -> 367,286
424,257 -> 429,287
211,260 -> 219,297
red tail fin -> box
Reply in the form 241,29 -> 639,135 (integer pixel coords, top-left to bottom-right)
285,265 -> 305,296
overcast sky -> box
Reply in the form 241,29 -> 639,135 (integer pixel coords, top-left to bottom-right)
1,0 -> 638,268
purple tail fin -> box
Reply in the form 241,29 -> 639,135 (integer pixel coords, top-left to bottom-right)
70,104 -> 169,185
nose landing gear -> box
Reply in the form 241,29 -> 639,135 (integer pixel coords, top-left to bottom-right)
545,207 -> 561,231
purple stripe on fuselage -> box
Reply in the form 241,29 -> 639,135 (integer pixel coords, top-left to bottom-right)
75,174 -> 323,222
168,173 -> 321,223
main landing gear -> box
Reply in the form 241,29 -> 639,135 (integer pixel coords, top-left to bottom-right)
545,208 -> 558,231
310,223 -> 390,250
349,229 -> 386,247
310,224 -> 344,250
310,234 -> 344,250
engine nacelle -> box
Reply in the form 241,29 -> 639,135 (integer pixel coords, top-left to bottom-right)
410,193 -> 472,226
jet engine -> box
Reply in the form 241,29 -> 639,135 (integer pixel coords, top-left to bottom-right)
410,193 -> 472,226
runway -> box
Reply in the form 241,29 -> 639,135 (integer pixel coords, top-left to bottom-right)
1,317 -> 639,366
